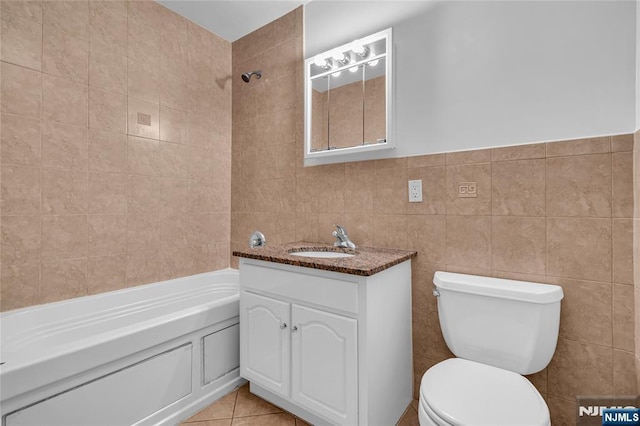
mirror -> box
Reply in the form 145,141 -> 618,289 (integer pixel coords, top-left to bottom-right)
304,28 -> 393,166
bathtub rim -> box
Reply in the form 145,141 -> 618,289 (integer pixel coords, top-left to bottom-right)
1,268 -> 239,320
1,268 -> 239,347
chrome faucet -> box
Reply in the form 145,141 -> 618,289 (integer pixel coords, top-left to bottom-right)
332,225 -> 356,249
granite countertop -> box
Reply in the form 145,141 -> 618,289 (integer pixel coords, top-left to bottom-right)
233,242 -> 417,277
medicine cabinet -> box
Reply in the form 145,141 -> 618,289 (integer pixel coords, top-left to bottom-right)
304,28 -> 393,166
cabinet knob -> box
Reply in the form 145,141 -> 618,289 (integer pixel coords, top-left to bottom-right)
280,322 -> 287,329
291,326 -> 298,333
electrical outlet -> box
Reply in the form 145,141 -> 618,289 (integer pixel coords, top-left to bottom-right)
408,179 -> 422,202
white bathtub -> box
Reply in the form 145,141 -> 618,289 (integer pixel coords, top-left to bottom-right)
0,269 -> 244,426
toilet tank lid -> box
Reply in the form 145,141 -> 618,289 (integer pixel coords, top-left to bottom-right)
433,272 -> 563,304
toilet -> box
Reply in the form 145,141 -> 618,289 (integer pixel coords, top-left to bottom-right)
418,272 -> 564,426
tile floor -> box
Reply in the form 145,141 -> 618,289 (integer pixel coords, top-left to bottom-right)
180,384 -> 419,426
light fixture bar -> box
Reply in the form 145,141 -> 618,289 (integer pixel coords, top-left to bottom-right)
309,51 -> 386,80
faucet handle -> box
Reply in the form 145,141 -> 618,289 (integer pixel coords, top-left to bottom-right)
249,230 -> 266,248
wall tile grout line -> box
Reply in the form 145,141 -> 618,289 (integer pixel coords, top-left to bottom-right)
610,144 -> 615,389
39,8 -> 45,303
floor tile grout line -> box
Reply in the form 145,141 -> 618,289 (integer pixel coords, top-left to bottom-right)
232,386 -> 239,419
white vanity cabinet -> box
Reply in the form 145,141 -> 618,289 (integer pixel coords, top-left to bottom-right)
238,257 -> 412,426
242,292 -> 358,425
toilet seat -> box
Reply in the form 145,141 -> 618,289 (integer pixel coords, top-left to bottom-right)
419,358 -> 550,426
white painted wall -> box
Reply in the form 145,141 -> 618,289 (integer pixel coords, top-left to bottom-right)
305,1 -> 637,156
637,0 -> 640,129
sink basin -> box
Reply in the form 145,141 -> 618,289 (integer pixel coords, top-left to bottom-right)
289,251 -> 355,259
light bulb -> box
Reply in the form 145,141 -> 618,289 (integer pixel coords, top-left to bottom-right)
331,71 -> 341,78
349,66 -> 359,73
314,54 -> 327,68
332,51 -> 346,62
368,59 -> 379,67
351,40 -> 368,57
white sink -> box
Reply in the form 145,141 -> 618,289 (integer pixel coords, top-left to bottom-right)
289,251 -> 355,259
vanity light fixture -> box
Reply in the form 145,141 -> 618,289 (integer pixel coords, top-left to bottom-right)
314,46 -> 369,72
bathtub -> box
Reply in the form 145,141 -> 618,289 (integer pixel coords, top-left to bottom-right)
0,269 -> 244,426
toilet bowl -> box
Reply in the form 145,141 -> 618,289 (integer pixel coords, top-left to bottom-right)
418,272 -> 563,426
418,359 -> 549,426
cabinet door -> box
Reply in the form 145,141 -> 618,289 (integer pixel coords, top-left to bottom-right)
291,305 -> 358,425
240,292 -> 291,397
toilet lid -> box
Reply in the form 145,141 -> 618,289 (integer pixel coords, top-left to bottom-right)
421,358 -> 549,426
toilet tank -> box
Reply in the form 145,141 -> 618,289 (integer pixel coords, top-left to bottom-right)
434,272 -> 563,375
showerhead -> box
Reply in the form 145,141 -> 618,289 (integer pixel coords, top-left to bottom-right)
241,70 -> 262,83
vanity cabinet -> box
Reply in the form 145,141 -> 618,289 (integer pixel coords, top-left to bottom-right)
238,257 -> 412,426
242,292 -> 358,425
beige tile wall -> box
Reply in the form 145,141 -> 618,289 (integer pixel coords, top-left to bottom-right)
1,3 -> 635,423
0,0 -> 232,311
231,7 -> 303,252
231,10 -> 636,425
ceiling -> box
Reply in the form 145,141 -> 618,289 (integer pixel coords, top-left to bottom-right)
158,0 -> 309,42
159,0 -> 437,57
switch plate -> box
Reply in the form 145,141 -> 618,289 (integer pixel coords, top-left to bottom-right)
408,179 -> 422,202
